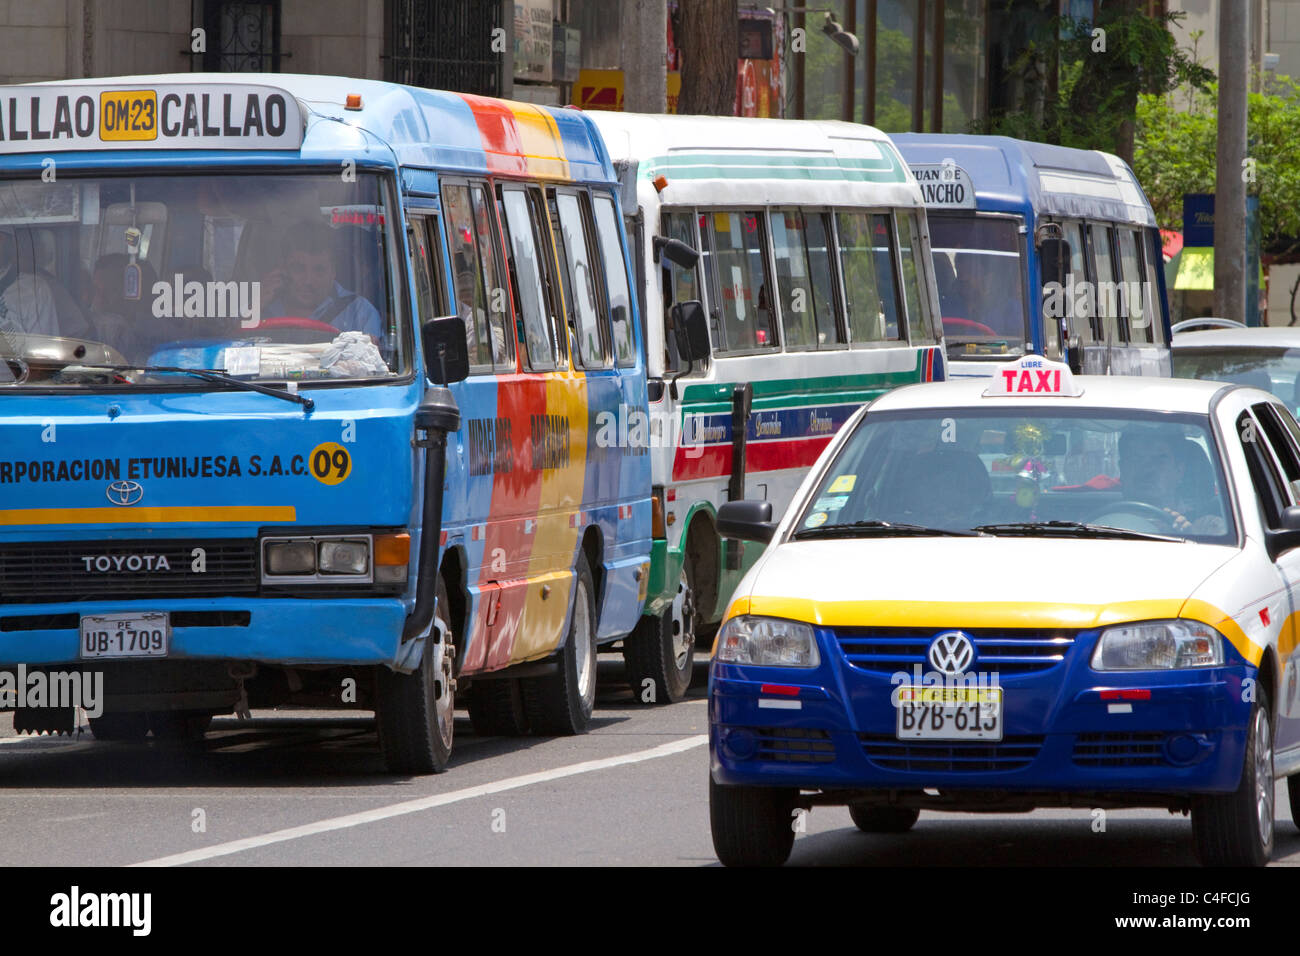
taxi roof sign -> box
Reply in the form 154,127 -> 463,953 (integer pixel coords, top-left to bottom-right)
0,83 -> 304,153
983,355 -> 1083,398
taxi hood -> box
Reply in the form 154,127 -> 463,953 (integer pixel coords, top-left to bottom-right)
739,537 -> 1239,630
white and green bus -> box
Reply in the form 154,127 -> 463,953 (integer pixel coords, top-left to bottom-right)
587,112 -> 946,701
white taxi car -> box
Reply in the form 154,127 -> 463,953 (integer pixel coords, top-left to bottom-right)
710,355 -> 1300,866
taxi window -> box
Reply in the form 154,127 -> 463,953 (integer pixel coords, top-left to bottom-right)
1251,402 -> 1300,505
795,409 -> 1233,543
1239,409 -> 1288,528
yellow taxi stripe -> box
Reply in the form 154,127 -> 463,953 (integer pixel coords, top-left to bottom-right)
0,506 -> 296,525
731,596 -> 1264,667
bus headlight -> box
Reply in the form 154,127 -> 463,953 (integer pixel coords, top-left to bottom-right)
1091,620 -> 1224,670
319,539 -> 369,574
716,616 -> 820,668
265,539 -> 316,575
262,534 -> 376,583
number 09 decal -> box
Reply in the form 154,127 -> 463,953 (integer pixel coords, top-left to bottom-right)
309,442 -> 352,485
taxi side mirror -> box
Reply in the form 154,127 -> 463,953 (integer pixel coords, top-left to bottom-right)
423,315 -> 469,385
717,499 -> 776,544
1267,505 -> 1300,559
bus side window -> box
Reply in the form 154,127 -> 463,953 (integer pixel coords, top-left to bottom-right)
591,193 -> 636,367
1089,223 -> 1123,345
421,217 -> 448,317
442,182 -> 497,373
528,187 -> 569,366
499,185 -> 558,371
1063,220 -> 1094,344
661,209 -> 702,372
1140,228 -> 1166,345
896,212 -> 937,346
1116,228 -> 1149,345
469,182 -> 515,370
700,209 -> 778,352
407,213 -> 437,326
770,209 -> 843,350
836,211 -> 887,344
554,189 -> 612,369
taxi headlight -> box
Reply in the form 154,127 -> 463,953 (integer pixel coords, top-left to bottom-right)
1091,620 -> 1224,670
716,616 -> 820,668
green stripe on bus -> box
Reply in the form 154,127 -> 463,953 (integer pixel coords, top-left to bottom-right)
677,367 -> 924,412
641,151 -> 907,184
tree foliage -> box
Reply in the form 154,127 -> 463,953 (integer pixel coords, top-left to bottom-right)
1134,76 -> 1300,255
976,2 -> 1214,163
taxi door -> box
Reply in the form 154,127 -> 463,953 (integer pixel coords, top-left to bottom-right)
1241,401 -> 1300,753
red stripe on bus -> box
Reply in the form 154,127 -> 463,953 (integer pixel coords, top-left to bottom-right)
670,436 -> 833,482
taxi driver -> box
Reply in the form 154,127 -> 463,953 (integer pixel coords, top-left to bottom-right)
1117,430 -> 1225,534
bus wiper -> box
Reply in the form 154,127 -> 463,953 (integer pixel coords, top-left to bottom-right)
72,364 -> 314,410
793,520 -> 984,539
971,520 -> 1183,543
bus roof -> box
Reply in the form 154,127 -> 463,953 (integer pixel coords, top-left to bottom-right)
0,73 -> 615,184
588,111 -> 922,209
892,133 -> 1155,228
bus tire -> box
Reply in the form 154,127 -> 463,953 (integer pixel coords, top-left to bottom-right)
623,562 -> 696,704
848,803 -> 919,833
89,712 -> 150,742
1192,685 -> 1273,866
377,578 -> 455,774
709,777 -> 796,867
522,555 -> 597,736
467,678 -> 530,736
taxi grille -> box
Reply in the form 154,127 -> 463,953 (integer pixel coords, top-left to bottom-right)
754,727 -> 835,763
859,734 -> 1044,772
1072,732 -> 1167,767
0,540 -> 259,604
835,628 -> 1074,676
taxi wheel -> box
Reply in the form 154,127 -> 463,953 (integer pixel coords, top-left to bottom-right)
377,579 -> 455,774
623,563 -> 696,704
1286,774 -> 1300,830
467,679 -> 530,737
522,555 -> 597,736
1192,685 -> 1273,866
710,777 -> 796,867
89,712 -> 150,742
848,803 -> 920,833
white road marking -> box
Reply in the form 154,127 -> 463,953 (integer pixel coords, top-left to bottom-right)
130,734 -> 708,867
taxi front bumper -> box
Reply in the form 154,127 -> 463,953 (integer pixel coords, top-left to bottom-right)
709,624 -> 1255,797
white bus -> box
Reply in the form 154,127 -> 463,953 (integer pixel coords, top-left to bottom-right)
588,112 -> 945,701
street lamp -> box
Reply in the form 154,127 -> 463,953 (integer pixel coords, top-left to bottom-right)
821,12 -> 859,56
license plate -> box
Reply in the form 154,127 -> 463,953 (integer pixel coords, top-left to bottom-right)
79,612 -> 169,659
896,686 -> 1003,741
99,90 -> 158,142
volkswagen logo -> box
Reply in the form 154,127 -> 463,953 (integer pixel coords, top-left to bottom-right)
928,631 -> 975,675
106,480 -> 144,507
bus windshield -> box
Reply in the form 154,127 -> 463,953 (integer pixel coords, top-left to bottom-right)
0,171 -> 405,388
929,214 -> 1028,360
1173,346 -> 1300,413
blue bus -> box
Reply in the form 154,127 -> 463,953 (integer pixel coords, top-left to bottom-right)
0,75 -> 652,771
894,134 -> 1171,379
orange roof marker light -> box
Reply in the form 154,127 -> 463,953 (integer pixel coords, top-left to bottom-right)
653,175 -> 668,193
345,94 -> 363,111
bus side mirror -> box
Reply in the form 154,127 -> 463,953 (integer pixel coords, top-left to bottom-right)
654,236 -> 700,269
422,315 -> 470,384
671,299 -> 710,364
1039,238 -> 1070,287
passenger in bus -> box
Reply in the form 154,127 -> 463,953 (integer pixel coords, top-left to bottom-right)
0,228 -> 64,338
88,253 -> 159,359
1117,430 -> 1225,534
262,226 -> 382,341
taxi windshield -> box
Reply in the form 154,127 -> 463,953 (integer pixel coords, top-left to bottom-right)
0,171 -> 405,388
929,214 -> 1029,360
797,408 -> 1235,543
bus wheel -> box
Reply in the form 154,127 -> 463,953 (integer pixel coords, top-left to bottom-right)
1192,684 -> 1273,866
522,555 -> 597,735
709,776 -> 796,867
377,579 -> 455,774
849,803 -> 919,833
89,712 -> 150,742
623,562 -> 696,704
468,679 -> 530,736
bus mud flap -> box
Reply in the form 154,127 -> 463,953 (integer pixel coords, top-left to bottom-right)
725,382 -> 753,571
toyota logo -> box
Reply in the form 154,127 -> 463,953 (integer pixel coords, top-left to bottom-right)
106,480 -> 144,506
928,631 -> 975,675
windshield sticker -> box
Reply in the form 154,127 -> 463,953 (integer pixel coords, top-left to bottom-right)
828,474 -> 856,493
813,495 -> 849,511
803,511 -> 829,529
